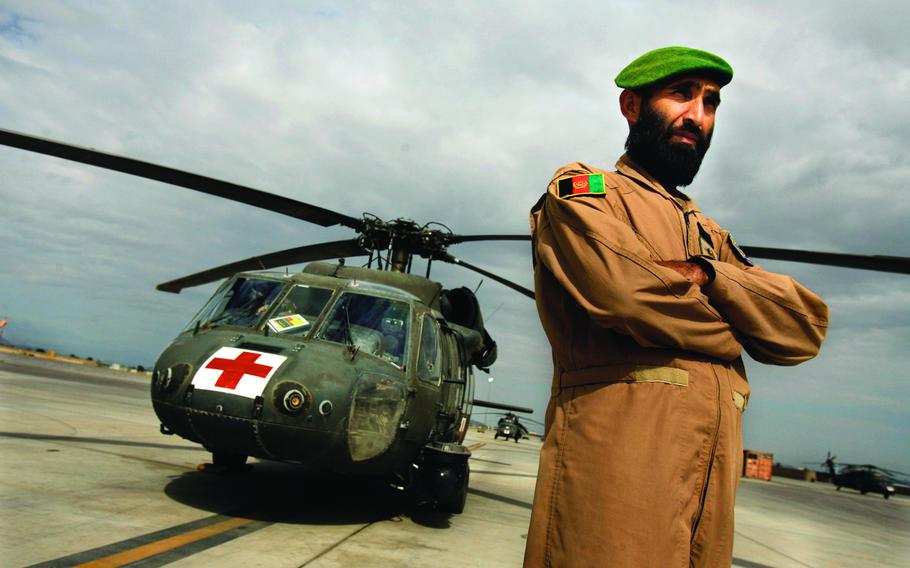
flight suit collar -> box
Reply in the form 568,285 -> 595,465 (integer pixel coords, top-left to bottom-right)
615,153 -> 695,208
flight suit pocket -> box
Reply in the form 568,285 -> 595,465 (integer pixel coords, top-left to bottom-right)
727,370 -> 750,413
696,222 -> 718,260
732,391 -> 747,413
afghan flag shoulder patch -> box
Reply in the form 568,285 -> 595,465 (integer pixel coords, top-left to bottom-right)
557,173 -> 607,198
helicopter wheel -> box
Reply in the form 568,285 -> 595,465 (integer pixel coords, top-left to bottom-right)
436,462 -> 469,515
212,451 -> 248,469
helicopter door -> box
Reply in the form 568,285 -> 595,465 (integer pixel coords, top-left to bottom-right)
406,314 -> 442,442
436,328 -> 465,442
459,355 -> 474,443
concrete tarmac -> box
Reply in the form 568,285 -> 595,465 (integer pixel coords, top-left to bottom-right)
1,352 -> 907,567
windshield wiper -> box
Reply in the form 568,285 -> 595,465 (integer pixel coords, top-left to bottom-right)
340,302 -> 358,359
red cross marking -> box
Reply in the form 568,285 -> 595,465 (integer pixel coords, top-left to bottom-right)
204,351 -> 273,390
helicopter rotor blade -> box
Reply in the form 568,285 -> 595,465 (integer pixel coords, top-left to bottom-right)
481,413 -> 546,428
7,129 -> 908,276
438,254 -> 535,299
879,467 -> 910,477
443,234 -> 531,245
472,399 -> 534,414
157,238 -> 367,293
438,231 -> 910,275
0,128 -> 364,230
473,412 -> 545,426
741,246 -> 910,275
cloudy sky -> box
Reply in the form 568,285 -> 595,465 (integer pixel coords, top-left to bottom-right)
1,1 -> 907,474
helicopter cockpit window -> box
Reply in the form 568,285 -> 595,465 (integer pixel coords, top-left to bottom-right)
186,277 -> 284,330
417,315 -> 441,384
265,285 -> 333,336
316,293 -> 410,367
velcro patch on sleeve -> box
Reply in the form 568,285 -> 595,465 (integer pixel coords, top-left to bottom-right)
557,174 -> 606,198
727,233 -> 754,266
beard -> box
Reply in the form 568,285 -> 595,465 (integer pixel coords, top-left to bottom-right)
624,101 -> 712,189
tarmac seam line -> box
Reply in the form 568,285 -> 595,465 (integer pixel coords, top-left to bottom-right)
295,522 -> 375,567
733,530 -> 815,568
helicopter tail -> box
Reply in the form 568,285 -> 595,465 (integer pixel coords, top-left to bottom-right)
824,451 -> 838,479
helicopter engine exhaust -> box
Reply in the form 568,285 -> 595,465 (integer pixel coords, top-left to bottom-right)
440,287 -> 498,369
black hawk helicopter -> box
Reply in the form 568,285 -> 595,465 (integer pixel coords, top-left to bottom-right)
493,413 -> 530,443
2,128 -> 909,514
818,452 -> 909,499
476,411 -> 545,442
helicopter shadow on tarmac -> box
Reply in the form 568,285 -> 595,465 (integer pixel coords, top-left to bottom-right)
163,460 -> 454,529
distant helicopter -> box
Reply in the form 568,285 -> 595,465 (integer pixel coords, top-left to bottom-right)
494,413 -> 528,442
819,452 -> 909,500
477,412 -> 545,443
2,128 -> 910,514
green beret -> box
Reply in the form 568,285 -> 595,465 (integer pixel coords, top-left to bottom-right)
614,46 -> 733,90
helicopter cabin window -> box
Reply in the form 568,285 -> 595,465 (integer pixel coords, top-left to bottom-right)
316,293 -> 409,367
417,315 -> 441,384
265,285 -> 333,336
186,277 -> 284,330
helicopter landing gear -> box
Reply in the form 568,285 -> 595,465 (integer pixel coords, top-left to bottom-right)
198,451 -> 249,474
415,442 -> 471,514
437,461 -> 469,514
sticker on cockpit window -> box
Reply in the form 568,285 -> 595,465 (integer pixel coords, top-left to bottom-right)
268,314 -> 310,333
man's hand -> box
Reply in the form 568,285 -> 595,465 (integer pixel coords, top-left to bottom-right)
656,260 -> 710,286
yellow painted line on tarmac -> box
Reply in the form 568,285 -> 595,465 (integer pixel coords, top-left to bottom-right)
74,517 -> 254,568
467,442 -> 486,452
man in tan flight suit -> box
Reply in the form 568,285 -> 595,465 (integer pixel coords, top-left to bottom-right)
523,47 -> 829,567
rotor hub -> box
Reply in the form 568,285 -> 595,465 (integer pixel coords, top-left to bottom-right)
358,216 -> 453,265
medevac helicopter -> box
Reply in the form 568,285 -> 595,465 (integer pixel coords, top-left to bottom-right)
2,128 -> 909,513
